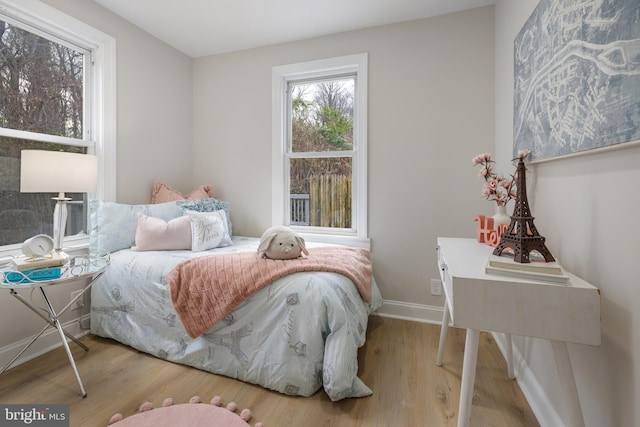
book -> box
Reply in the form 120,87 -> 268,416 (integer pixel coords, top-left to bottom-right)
12,253 -> 66,272
487,253 -> 563,275
485,257 -> 570,284
4,267 -> 62,284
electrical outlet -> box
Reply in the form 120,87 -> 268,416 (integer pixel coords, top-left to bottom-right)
430,278 -> 442,296
71,290 -> 84,310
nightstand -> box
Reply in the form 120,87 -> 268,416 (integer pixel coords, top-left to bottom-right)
0,254 -> 109,397
435,237 -> 600,427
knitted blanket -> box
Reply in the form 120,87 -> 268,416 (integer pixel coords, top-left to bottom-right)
168,246 -> 372,338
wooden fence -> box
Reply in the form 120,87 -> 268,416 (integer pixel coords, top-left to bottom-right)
309,174 -> 351,228
290,175 -> 352,228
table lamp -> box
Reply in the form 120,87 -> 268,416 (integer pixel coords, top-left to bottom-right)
20,150 -> 97,254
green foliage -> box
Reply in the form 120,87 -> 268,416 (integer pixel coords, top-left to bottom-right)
318,105 -> 353,148
292,97 -> 311,122
291,97 -> 353,152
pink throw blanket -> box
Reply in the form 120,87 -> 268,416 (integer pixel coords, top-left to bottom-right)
168,246 -> 372,338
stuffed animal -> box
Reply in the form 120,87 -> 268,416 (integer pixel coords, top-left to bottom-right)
258,226 -> 309,260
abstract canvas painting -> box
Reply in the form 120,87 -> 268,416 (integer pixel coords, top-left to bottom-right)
514,0 -> 640,162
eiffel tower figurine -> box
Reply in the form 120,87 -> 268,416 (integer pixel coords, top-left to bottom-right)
493,156 -> 555,263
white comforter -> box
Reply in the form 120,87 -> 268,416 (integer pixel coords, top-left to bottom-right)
90,236 -> 383,400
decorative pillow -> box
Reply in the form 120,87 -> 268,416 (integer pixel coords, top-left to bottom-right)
151,180 -> 214,204
132,214 -> 192,251
89,200 -> 184,253
180,198 -> 232,236
187,210 -> 233,251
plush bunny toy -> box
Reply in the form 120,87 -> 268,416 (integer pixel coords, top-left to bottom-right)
258,226 -> 309,260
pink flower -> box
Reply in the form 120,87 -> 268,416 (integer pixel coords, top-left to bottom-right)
472,152 -> 492,165
486,178 -> 497,191
494,193 -> 509,206
499,176 -> 511,189
473,152 -> 520,207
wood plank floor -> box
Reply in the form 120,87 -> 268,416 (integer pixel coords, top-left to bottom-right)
0,317 -> 539,426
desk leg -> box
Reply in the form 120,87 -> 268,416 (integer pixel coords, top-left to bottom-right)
551,340 -> 585,427
504,333 -> 515,379
458,328 -> 479,427
40,289 -> 87,398
436,303 -> 450,366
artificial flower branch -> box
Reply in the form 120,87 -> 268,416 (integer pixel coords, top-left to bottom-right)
472,150 -> 529,207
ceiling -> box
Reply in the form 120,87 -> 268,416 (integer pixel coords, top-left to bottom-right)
93,0 -> 495,58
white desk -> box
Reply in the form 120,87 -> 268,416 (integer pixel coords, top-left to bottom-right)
435,237 -> 600,427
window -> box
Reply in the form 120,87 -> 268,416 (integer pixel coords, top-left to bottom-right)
0,0 -> 115,254
272,54 -> 368,248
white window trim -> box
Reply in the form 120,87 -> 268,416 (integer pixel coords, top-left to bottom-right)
272,53 -> 369,249
0,0 -> 116,257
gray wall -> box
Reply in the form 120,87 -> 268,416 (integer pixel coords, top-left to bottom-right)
495,1 -> 640,426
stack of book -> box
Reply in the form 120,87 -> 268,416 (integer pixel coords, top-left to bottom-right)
12,252 -> 66,271
485,252 -> 570,284
4,267 -> 62,284
3,253 -> 66,284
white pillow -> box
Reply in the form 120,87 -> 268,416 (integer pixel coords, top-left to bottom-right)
89,200 -> 184,253
132,214 -> 192,251
187,210 -> 233,251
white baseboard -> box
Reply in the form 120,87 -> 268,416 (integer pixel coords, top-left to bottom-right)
0,314 -> 91,371
373,299 -> 443,324
492,333 -> 565,427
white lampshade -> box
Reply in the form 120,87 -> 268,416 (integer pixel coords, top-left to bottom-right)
20,150 -> 97,194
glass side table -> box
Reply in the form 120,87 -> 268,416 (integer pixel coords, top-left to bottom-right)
0,254 -> 109,397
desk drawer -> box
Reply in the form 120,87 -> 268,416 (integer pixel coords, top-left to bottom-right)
436,246 -> 454,318
437,245 -> 451,285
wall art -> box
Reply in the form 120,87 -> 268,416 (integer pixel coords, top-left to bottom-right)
514,0 -> 640,162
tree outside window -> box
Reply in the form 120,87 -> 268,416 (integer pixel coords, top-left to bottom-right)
288,77 -> 355,229
0,18 -> 89,246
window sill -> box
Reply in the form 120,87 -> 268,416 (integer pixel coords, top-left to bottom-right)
298,232 -> 371,250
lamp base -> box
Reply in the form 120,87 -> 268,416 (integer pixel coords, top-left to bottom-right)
52,195 -> 72,254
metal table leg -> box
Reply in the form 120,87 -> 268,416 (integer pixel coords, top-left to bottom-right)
0,272 -> 104,397
40,288 -> 87,397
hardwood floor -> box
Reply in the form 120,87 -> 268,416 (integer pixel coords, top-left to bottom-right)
0,317 -> 539,426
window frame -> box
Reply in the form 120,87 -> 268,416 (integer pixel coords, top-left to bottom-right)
272,53 -> 369,249
0,0 -> 116,257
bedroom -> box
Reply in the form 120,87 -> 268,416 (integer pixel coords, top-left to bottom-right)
0,0 -> 638,426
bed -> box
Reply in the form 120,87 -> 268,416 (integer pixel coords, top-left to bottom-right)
88,199 -> 383,401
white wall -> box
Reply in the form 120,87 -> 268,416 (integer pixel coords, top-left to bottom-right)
0,0 -> 193,365
495,1 -> 640,426
192,7 -> 496,314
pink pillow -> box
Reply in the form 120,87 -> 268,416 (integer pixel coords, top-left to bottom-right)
132,214 -> 192,251
151,180 -> 213,204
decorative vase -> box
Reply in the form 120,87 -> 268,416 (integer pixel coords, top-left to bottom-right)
492,204 -> 511,228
